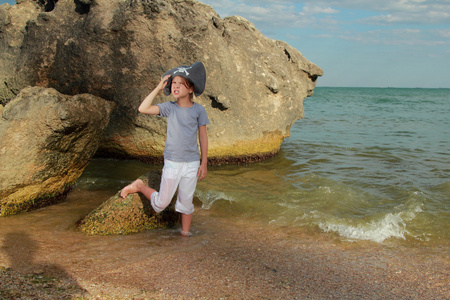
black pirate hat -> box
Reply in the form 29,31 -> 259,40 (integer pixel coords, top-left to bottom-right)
163,61 -> 206,97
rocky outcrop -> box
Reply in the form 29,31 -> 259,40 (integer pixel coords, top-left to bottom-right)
0,86 -> 113,216
0,0 -> 323,164
79,170 -> 180,235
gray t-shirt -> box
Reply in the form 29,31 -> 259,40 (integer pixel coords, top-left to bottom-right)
157,101 -> 209,162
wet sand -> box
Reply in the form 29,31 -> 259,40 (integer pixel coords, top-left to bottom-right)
1,190 -> 449,299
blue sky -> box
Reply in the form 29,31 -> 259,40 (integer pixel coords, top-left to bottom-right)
199,0 -> 450,88
2,0 -> 449,88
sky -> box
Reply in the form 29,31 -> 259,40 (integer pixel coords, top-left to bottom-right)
2,0 -> 449,88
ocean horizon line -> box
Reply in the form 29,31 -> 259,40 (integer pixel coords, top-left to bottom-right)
315,85 -> 450,90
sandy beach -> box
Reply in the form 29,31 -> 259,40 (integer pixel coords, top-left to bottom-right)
0,191 -> 449,299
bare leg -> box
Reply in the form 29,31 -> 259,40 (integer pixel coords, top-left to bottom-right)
120,179 -> 156,200
180,213 -> 193,236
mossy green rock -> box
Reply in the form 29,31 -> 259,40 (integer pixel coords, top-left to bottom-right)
79,171 -> 180,235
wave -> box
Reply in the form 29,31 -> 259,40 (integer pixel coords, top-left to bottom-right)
195,189 -> 235,210
318,204 -> 423,243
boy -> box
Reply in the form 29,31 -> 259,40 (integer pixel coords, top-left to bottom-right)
120,62 -> 209,237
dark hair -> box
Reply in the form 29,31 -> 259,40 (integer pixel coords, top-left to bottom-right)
182,77 -> 194,89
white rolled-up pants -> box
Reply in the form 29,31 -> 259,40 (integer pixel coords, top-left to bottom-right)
150,159 -> 200,215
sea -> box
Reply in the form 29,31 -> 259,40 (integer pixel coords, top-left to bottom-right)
77,87 -> 450,246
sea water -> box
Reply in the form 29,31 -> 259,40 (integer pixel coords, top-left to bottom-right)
78,87 -> 450,245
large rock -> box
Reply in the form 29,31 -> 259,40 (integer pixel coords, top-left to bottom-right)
79,171 -> 180,235
0,1 -> 40,104
0,86 -> 114,216
0,0 -> 323,163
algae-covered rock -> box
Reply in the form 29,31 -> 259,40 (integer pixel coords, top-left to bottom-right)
79,171 -> 180,235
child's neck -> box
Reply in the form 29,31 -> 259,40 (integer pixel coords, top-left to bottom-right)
176,97 -> 193,108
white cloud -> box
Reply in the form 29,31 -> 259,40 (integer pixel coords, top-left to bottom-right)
200,0 -> 341,29
307,0 -> 440,12
202,0 -> 450,30
307,0 -> 450,25
434,28 -> 450,38
339,28 -> 450,46
309,33 -> 335,38
360,9 -> 450,25
302,4 -> 339,15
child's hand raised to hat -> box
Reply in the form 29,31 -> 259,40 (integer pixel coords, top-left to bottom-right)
157,75 -> 171,92
138,74 -> 171,114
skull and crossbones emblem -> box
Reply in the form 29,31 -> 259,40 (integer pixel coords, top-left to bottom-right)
174,66 -> 193,76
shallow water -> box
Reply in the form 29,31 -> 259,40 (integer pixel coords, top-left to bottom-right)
195,87 -> 449,245
70,87 -> 450,246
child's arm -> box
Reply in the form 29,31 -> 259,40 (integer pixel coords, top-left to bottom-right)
138,75 -> 171,115
197,125 -> 208,181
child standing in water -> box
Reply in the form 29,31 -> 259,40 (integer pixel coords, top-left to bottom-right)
120,62 -> 209,237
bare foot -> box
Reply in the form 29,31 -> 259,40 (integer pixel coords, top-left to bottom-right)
120,179 -> 144,198
180,230 -> 192,237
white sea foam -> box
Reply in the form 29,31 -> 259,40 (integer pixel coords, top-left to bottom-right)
317,203 -> 425,243
195,189 -> 235,210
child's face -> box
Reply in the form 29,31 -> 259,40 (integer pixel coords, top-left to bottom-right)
171,76 -> 194,99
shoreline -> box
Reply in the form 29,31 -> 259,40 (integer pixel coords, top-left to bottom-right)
0,191 -> 449,299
